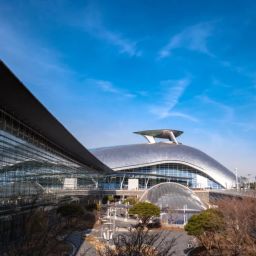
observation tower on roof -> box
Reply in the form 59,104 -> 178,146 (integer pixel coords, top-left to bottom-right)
134,129 -> 183,144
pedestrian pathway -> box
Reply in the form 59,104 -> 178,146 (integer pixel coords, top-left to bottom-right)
76,239 -> 96,256
65,231 -> 83,256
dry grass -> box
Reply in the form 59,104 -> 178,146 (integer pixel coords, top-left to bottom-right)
86,235 -> 106,252
157,225 -> 184,232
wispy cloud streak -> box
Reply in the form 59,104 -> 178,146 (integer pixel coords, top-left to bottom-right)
159,22 -> 214,58
0,20 -> 75,93
150,78 -> 198,122
82,5 -> 141,57
198,95 -> 234,121
86,79 -> 136,98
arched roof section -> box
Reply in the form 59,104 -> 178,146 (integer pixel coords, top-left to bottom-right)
140,182 -> 206,211
91,142 -> 236,188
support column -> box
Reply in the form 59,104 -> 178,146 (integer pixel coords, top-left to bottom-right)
145,178 -> 149,189
120,174 -> 126,190
169,131 -> 178,144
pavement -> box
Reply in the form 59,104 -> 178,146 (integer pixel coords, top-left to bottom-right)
76,239 -> 96,256
75,221 -> 192,256
65,231 -> 84,256
161,230 -> 192,256
105,215 -> 137,224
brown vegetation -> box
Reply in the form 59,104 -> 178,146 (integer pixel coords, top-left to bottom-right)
2,202 -> 97,256
186,197 -> 256,256
97,226 -> 177,256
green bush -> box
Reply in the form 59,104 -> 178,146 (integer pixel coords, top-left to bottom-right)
185,208 -> 224,236
129,202 -> 160,225
123,197 -> 138,205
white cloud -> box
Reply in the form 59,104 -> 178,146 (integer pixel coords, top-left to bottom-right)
166,111 -> 199,122
86,79 -> 136,98
0,19 -> 76,98
93,80 -> 119,93
159,22 -> 214,59
218,58 -> 256,91
83,5 -> 141,57
150,78 -> 198,122
97,29 -> 141,57
232,121 -> 256,132
0,15 -> 137,102
198,95 -> 234,121
161,79 -> 190,109
212,78 -> 232,88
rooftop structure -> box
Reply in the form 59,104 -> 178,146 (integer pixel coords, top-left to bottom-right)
134,129 -> 183,144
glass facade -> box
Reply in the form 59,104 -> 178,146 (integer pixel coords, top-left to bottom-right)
102,163 -> 223,189
141,182 -> 206,224
0,109 -> 96,205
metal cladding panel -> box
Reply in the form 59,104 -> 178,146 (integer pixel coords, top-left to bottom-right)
0,60 -> 112,174
91,142 -> 236,188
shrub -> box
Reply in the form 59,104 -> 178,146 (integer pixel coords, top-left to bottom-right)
123,197 -> 138,205
129,202 -> 160,226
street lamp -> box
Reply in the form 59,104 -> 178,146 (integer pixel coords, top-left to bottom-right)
183,204 -> 187,225
235,168 -> 239,191
103,223 -> 113,245
125,202 -> 128,222
247,174 -> 251,189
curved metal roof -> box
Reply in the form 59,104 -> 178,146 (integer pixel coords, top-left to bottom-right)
91,142 -> 236,188
0,60 -> 112,174
140,182 -> 206,211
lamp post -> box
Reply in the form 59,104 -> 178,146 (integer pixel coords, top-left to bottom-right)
103,202 -> 115,245
103,224 -> 113,245
183,204 -> 187,225
247,174 -> 251,189
235,168 -> 239,191
124,202 -> 128,222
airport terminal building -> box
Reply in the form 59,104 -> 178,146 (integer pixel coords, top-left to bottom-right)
92,130 -> 236,190
0,59 -> 236,206
0,60 -> 240,252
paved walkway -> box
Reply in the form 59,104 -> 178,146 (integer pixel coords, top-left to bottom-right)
76,239 -> 96,256
65,231 -> 84,256
76,218 -> 191,256
105,215 -> 137,224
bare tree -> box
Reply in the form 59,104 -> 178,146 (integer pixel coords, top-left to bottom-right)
217,197 -> 256,255
5,209 -> 69,256
97,226 -> 177,256
3,201 -> 97,256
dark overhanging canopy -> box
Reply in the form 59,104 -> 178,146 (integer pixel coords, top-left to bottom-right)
0,60 -> 112,174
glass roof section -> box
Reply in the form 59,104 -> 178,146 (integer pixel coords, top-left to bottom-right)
140,182 -> 206,211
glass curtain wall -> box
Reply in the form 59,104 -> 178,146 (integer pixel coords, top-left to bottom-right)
0,109 -> 95,206
102,163 -> 223,189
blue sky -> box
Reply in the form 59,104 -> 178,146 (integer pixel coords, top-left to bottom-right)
1,0 -> 256,176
